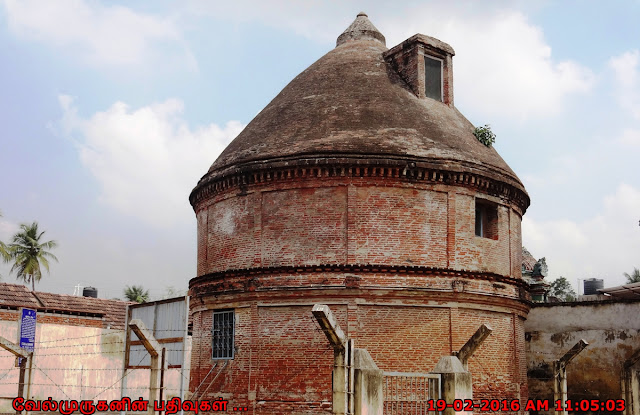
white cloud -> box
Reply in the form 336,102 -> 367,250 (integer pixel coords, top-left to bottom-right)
58,95 -> 245,228
0,218 -> 19,242
0,217 -> 18,278
1,0 -> 194,69
187,0 -> 353,44
381,9 -> 594,120
610,50 -> 639,88
610,50 -> 640,119
191,1 -> 593,120
620,128 -> 640,147
523,183 -> 640,288
521,153 -> 583,189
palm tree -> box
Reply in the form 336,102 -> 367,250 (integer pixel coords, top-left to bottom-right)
7,222 -> 59,291
0,237 -> 8,276
624,267 -> 640,284
124,285 -> 150,303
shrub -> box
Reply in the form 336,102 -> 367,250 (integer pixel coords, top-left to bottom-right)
473,124 -> 496,147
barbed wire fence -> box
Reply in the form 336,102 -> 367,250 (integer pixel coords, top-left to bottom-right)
0,318 -> 335,410
1,319 -> 634,414
0,328 -> 195,410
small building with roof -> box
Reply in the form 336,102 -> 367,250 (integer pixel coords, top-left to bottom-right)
0,283 -> 188,411
0,283 -> 132,410
0,282 -> 129,329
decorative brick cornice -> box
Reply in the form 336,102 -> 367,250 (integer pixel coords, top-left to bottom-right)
189,263 -> 530,290
190,155 -> 530,214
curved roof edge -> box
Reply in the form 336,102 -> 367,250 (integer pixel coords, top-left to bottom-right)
193,13 -> 529,213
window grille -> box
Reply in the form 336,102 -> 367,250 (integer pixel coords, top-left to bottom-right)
424,55 -> 443,102
212,310 -> 235,359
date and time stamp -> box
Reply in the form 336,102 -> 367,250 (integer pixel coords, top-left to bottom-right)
12,396 -> 627,413
423,398 -> 626,412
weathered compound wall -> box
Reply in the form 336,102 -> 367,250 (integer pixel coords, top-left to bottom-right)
525,299 -> 640,414
0,310 -> 190,413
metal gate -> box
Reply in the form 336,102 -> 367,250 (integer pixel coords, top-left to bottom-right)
383,371 -> 440,414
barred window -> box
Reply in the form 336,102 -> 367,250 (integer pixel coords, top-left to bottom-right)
212,310 -> 235,360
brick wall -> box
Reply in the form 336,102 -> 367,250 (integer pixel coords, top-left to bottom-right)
383,36 -> 454,105
196,178 -> 520,278
0,308 -> 103,327
190,173 -> 528,414
453,194 -> 512,276
189,304 -> 340,414
455,309 -> 526,403
385,41 -> 420,97
262,187 -> 347,267
356,305 -> 451,371
353,187 -> 447,266
189,295 -> 528,414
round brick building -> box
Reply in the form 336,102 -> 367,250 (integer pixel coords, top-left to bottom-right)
188,13 -> 530,414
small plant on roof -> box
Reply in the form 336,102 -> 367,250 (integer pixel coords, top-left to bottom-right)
473,124 -> 496,147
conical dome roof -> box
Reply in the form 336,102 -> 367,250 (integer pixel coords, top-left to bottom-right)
194,13 -> 527,205
336,11 -> 386,46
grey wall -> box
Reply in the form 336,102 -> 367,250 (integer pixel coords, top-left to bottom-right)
525,300 -> 640,414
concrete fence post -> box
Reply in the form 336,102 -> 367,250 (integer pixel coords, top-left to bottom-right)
427,323 -> 492,415
455,324 -> 492,370
0,336 -> 33,414
621,347 -> 640,415
431,356 -> 472,415
312,304 -> 354,415
353,349 -> 383,415
621,365 -> 639,415
129,319 -> 163,415
553,339 -> 588,415
553,360 -> 568,415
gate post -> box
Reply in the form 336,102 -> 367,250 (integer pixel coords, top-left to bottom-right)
553,339 -> 588,415
129,319 -> 163,415
430,324 -> 493,415
353,349 -> 383,415
0,336 -> 33,414
431,356 -> 472,415
621,347 -> 640,415
312,304 -> 354,415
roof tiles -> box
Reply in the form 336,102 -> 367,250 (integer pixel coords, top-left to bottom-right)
0,283 -> 133,329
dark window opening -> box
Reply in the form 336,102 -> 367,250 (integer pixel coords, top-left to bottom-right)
212,309 -> 235,360
424,56 -> 443,101
475,200 -> 499,240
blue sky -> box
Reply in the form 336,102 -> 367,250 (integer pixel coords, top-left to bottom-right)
0,0 -> 639,299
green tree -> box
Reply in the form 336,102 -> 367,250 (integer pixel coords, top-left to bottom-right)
0,239 -> 7,278
7,222 -> 59,291
624,267 -> 640,283
124,285 -> 150,303
549,276 -> 576,302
